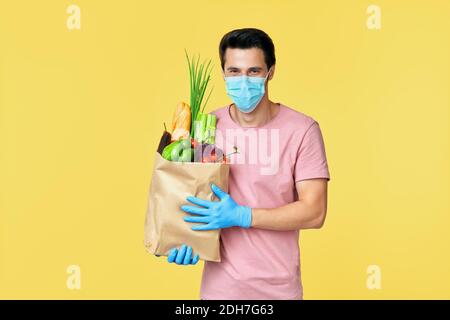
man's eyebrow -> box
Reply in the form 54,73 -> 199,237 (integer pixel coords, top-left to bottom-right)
226,66 -> 263,71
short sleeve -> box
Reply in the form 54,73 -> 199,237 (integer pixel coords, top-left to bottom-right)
294,121 -> 331,182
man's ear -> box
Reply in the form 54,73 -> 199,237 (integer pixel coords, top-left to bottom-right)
268,65 -> 275,81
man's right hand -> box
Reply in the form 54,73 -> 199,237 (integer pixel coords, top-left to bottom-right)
167,244 -> 200,265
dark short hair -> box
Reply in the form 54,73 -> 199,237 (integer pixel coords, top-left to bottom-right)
219,28 -> 276,71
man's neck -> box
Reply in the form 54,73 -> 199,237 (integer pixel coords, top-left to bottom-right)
231,96 -> 278,128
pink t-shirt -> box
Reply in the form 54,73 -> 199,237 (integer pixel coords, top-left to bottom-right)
200,103 -> 331,300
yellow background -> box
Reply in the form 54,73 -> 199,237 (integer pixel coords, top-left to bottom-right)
1,0 -> 449,299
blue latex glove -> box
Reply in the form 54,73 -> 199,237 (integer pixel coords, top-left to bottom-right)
181,183 -> 252,231
166,244 -> 200,265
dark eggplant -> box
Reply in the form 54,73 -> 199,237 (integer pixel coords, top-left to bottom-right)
157,130 -> 172,154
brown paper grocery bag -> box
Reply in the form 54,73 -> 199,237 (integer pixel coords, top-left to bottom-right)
144,152 -> 229,262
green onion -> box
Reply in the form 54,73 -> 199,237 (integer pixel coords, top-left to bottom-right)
184,49 -> 214,136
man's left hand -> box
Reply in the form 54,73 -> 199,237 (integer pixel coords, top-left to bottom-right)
181,183 -> 252,231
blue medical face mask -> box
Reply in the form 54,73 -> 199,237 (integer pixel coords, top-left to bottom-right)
223,69 -> 271,113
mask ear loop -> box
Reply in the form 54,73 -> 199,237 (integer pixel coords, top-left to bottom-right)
222,70 -> 234,109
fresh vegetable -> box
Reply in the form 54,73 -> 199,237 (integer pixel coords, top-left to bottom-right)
171,139 -> 193,162
157,123 -> 172,154
205,114 -> 216,144
185,50 -> 214,137
171,102 -> 191,142
193,143 -> 224,163
192,113 -> 216,148
162,140 -> 179,161
162,139 -> 192,162
157,51 -> 224,164
193,142 -> 204,162
190,137 -> 199,149
192,113 -> 206,143
203,145 -> 223,163
177,147 -> 193,162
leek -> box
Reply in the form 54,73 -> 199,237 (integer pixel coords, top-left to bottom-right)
184,49 -> 214,136
205,114 -> 216,144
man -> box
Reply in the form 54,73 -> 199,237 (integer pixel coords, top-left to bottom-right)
166,28 -> 330,300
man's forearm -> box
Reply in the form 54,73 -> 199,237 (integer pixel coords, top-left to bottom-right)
251,200 -> 326,231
